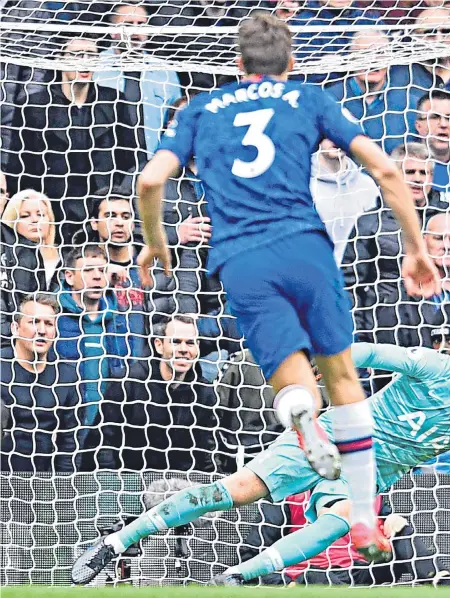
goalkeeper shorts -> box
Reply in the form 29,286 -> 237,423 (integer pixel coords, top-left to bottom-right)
246,429 -> 350,522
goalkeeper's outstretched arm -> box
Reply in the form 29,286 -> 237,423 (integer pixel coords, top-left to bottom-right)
349,135 -> 441,299
352,342 -> 450,382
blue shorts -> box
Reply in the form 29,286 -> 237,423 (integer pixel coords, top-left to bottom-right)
246,430 -> 350,522
220,231 -> 353,380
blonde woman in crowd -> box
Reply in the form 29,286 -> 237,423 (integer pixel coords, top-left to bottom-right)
2,190 -> 61,289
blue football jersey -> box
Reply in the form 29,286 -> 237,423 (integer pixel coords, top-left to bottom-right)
159,77 -> 363,274
319,343 -> 450,492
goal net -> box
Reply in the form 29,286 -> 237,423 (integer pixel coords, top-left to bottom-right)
1,0 -> 449,589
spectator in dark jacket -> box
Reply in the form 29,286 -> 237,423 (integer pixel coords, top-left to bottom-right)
342,142 -> 448,335
1,293 -> 79,472
2,189 -> 62,290
0,1 -> 54,172
84,315 -> 218,472
5,36 -> 137,244
214,349 -> 283,474
1,184 -> 46,347
413,90 -> 450,194
56,245 -> 146,437
356,212 -> 449,350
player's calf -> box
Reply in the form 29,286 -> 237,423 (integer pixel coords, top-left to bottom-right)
275,384 -> 341,480
317,352 -> 378,530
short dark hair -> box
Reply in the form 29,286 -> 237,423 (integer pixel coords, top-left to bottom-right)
89,186 -> 133,220
154,315 -> 197,339
108,2 -> 149,23
165,92 -> 202,130
59,34 -> 98,55
64,244 -> 107,269
416,89 -> 450,113
238,13 -> 292,76
14,293 -> 60,324
166,96 -> 189,128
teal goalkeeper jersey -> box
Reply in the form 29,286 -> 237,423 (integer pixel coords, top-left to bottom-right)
319,343 -> 450,492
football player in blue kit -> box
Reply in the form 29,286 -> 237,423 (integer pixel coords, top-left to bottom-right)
134,14 -> 440,556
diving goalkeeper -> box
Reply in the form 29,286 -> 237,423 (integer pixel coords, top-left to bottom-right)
72,342 -> 450,585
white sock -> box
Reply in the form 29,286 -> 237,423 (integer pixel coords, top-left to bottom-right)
274,385 -> 316,429
332,400 -> 376,528
104,533 -> 126,555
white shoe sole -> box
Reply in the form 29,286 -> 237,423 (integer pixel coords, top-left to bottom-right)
292,409 -> 341,481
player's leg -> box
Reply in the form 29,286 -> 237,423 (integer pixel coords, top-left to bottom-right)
269,351 -> 341,480
212,480 -> 351,586
314,349 -> 390,560
315,350 -> 374,523
213,512 -> 349,586
71,468 -> 268,585
220,246 -> 340,481
286,232 -> 388,560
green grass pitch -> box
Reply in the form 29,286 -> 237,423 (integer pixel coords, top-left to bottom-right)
2,587 -> 450,598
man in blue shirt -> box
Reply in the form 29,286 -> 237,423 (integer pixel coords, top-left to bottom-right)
411,6 -> 450,92
136,13 -> 439,558
275,0 -> 380,83
414,90 -> 450,197
327,30 -> 426,154
94,2 -> 181,170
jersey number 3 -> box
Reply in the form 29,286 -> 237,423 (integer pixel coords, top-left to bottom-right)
232,109 -> 275,179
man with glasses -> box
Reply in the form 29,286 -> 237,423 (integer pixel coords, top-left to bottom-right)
342,142 -> 447,330
359,212 -> 450,361
4,36 -> 137,245
414,89 -> 450,196
411,6 -> 450,92
431,323 -> 450,354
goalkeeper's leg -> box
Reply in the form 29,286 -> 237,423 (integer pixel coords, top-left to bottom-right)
212,506 -> 350,586
71,468 -> 268,585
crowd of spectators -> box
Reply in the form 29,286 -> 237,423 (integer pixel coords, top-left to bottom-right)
0,0 -> 449,478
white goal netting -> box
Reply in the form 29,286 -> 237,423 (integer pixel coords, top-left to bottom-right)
1,0 -> 449,589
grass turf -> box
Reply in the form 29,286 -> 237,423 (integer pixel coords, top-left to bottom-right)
2,587 -> 450,598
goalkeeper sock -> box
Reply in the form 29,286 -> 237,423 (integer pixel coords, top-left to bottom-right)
332,400 -> 376,528
105,481 -> 233,554
227,513 -> 349,582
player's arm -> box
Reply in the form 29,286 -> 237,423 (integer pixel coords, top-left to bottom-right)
352,342 -> 450,380
137,101 -> 196,286
137,150 -> 180,285
317,92 -> 440,299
